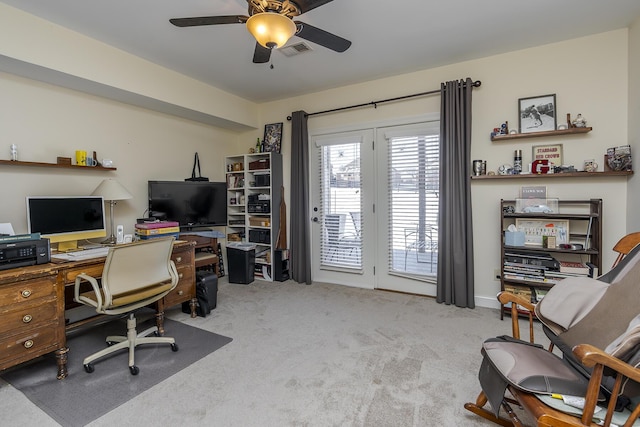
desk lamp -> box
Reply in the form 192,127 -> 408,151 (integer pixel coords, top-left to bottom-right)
92,178 -> 133,245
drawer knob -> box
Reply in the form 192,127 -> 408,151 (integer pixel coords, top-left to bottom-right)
175,256 -> 182,263
24,340 -> 34,349
22,314 -> 33,323
21,290 -> 32,298
178,290 -> 184,296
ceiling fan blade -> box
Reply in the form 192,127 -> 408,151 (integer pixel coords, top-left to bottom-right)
295,21 -> 351,52
253,43 -> 272,63
294,0 -> 335,14
169,15 -> 248,27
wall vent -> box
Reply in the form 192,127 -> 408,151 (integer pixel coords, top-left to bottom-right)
280,42 -> 313,57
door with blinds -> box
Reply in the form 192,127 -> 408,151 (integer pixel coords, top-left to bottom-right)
310,123 -> 439,294
310,130 -> 375,288
374,123 -> 439,295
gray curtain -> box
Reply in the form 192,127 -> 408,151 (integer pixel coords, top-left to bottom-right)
436,78 -> 475,308
290,111 -> 312,284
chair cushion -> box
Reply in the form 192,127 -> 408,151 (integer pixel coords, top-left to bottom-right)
80,282 -> 174,309
606,314 -> 640,364
482,338 -> 590,396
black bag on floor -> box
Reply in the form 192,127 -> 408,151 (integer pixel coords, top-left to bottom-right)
182,271 -> 218,317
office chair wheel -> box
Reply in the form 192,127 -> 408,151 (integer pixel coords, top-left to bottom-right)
84,363 -> 95,373
171,343 -> 179,352
129,365 -> 140,375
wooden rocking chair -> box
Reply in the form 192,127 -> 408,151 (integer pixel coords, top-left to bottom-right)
465,244 -> 640,427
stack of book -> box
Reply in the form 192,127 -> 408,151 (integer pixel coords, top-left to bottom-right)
546,260 -> 598,280
503,250 -> 560,284
134,221 -> 180,240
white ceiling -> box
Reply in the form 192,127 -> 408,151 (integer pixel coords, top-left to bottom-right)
3,0 -> 640,103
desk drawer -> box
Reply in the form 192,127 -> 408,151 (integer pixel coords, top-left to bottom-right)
0,298 -> 57,336
0,276 -> 57,308
171,250 -> 193,268
0,323 -> 59,366
61,264 -> 104,284
163,267 -> 194,307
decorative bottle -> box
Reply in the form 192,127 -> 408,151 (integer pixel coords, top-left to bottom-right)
513,149 -> 522,174
10,144 -> 17,161
255,138 -> 261,153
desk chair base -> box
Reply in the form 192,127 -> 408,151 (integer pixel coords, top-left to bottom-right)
83,313 -> 178,375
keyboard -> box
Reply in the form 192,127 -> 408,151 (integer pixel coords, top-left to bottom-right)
51,246 -> 110,262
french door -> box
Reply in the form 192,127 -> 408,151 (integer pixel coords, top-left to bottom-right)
310,122 -> 439,295
310,130 -> 375,288
374,123 -> 439,295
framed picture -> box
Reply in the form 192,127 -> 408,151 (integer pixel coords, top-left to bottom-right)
518,94 -> 557,133
515,219 -> 569,246
532,143 -> 563,167
263,122 -> 283,153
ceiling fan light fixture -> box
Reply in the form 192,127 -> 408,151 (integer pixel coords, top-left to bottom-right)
246,12 -> 296,49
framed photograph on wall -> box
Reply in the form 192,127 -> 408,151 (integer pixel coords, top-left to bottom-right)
518,94 -> 557,133
263,122 -> 283,153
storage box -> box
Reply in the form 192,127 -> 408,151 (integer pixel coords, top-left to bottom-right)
227,233 -> 242,242
505,231 -> 525,246
249,159 -> 270,170
249,216 -> 270,227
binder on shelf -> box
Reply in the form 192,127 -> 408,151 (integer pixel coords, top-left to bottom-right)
134,226 -> 180,235
136,232 -> 180,240
134,221 -> 180,230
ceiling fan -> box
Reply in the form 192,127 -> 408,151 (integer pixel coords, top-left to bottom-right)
170,0 -> 351,64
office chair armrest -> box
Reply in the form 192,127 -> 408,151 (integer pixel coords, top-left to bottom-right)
74,273 -> 103,310
497,291 -> 537,344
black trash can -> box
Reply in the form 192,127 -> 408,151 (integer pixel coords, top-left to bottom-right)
226,243 -> 256,284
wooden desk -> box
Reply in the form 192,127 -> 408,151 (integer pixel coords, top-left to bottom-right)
0,240 -> 195,380
180,234 -> 219,275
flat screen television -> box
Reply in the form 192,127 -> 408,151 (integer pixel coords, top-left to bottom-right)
26,196 -> 107,251
148,181 -> 227,228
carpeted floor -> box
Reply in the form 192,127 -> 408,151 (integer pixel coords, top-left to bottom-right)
0,279 -> 546,426
1,316 -> 232,427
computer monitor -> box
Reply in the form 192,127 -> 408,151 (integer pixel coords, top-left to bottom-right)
26,196 -> 107,251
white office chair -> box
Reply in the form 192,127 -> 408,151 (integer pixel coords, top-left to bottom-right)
73,237 -> 179,375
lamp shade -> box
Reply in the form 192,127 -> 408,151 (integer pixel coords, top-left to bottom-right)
91,178 -> 133,201
246,12 -> 296,49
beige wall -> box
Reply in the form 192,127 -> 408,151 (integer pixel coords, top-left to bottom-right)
0,71 -> 240,237
263,29 -> 632,307
0,4 -> 635,308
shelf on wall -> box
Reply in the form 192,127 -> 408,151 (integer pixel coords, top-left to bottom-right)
0,159 -> 117,171
491,127 -> 592,141
471,170 -> 632,180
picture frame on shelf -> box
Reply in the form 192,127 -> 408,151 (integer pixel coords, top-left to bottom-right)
263,122 -> 283,153
515,218 -> 569,247
518,94 -> 557,133
532,143 -> 563,167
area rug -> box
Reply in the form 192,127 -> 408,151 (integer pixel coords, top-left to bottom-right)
1,317 -> 232,427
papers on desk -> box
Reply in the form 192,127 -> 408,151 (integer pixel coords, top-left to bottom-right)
0,223 -> 15,236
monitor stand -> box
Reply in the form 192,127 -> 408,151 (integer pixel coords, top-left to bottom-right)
57,240 -> 79,252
